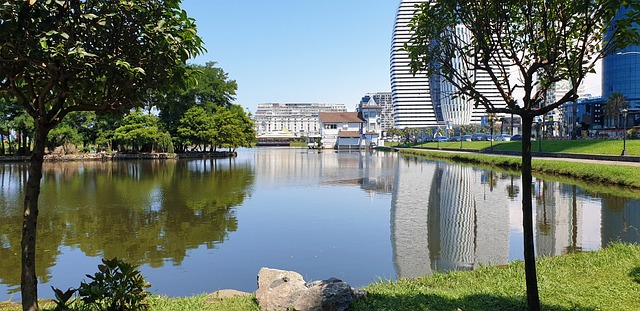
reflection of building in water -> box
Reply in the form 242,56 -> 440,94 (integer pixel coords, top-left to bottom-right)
391,160 -> 437,278
534,181 -> 584,256
436,165 -> 476,271
601,195 -> 640,245
391,159 -> 509,279
251,149 -> 397,194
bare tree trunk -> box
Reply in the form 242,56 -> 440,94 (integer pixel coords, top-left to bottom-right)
21,125 -> 48,311
521,114 -> 540,311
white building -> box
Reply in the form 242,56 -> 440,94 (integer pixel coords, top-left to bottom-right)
358,94 -> 387,146
391,0 -> 440,128
391,0 -> 509,128
254,103 -> 347,137
319,112 -> 364,149
359,92 -> 394,130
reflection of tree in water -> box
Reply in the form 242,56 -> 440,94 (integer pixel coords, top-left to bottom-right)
0,159 -> 253,288
0,165 -> 65,292
600,194 -> 640,245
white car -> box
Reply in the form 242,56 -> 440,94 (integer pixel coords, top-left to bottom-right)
494,134 -> 512,141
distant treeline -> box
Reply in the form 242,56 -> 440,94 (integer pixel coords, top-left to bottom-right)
0,62 -> 255,155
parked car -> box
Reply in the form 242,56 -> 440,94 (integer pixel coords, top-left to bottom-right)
449,136 -> 461,142
434,136 -> 449,142
511,134 -> 522,141
494,134 -> 511,141
471,133 -> 487,141
462,135 -> 472,142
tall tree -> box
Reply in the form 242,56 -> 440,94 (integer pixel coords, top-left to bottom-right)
157,62 -> 237,142
0,1 -> 203,310
406,1 -> 640,310
604,91 -> 630,129
212,104 -> 256,152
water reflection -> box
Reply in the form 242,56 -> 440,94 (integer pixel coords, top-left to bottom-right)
0,149 -> 639,300
0,159 -> 253,296
392,154 -> 640,280
391,160 -> 509,278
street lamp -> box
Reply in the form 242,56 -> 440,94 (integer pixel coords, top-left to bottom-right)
622,108 -> 628,156
535,120 -> 542,152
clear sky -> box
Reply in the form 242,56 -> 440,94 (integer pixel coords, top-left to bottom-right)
180,0 -> 400,113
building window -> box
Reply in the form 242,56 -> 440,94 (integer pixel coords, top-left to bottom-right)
324,124 -> 337,129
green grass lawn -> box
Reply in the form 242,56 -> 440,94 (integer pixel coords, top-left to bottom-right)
7,244 -> 637,311
413,139 -> 640,156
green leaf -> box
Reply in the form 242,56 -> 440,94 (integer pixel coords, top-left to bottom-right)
82,13 -> 98,20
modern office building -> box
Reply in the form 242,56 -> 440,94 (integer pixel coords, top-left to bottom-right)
254,103 -> 347,137
390,0 -> 440,128
391,0 -> 508,128
603,6 -> 640,106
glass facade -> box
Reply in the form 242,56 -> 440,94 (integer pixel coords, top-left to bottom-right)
603,7 -> 640,106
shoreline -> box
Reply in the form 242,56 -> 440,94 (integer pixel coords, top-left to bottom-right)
0,151 -> 238,162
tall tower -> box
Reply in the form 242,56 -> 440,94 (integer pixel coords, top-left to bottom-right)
390,0 -> 441,128
603,6 -> 640,105
391,1 -> 509,128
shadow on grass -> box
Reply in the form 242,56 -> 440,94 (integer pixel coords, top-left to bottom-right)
630,267 -> 640,284
352,292 -> 597,311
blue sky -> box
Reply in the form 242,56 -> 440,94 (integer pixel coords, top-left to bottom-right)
181,0 -> 400,113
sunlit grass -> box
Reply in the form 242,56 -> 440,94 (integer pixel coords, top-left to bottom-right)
351,243 -> 640,311
399,148 -> 640,192
6,244 -> 637,311
413,139 -> 640,155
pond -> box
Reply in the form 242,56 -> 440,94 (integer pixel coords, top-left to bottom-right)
0,148 -> 638,301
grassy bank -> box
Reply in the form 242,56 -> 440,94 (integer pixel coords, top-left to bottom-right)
5,244 -> 638,310
392,139 -> 640,156
351,243 -> 640,311
398,148 -> 640,191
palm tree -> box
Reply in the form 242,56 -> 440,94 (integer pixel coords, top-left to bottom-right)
604,92 -> 630,129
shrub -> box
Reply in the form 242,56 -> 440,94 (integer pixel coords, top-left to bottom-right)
77,257 -> 150,311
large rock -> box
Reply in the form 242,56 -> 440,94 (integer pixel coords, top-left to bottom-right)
255,268 -> 367,311
256,268 -> 308,311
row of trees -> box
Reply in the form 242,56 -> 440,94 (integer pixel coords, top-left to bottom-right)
0,61 -> 255,155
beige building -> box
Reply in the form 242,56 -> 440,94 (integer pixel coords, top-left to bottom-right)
254,103 -> 347,137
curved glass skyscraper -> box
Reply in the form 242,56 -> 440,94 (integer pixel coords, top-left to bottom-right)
390,0 -> 441,128
391,0 -> 509,128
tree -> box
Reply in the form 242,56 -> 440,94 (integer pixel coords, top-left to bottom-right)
604,91 -> 630,129
211,104 -> 256,152
177,106 -> 216,150
0,1 -> 203,310
157,62 -> 238,147
113,110 -> 167,152
47,122 -> 82,154
406,1 -> 640,310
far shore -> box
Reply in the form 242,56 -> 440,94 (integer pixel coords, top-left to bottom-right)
0,151 -> 238,162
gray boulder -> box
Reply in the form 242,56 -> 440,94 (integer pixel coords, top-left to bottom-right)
255,268 -> 367,311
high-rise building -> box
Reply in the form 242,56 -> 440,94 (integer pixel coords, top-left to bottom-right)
391,1 -> 510,128
603,7 -> 640,106
390,0 -> 440,128
254,103 -> 347,137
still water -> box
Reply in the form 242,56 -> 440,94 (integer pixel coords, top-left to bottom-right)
0,148 -> 638,300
